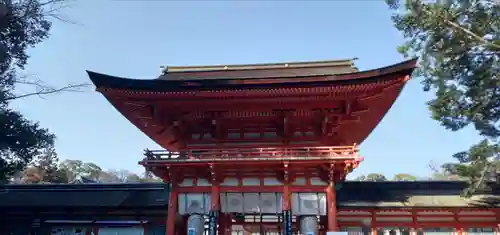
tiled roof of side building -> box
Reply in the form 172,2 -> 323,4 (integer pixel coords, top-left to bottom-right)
336,181 -> 500,208
0,181 -> 498,209
0,183 -> 170,208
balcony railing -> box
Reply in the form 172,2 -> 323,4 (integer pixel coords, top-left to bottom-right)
141,145 -> 362,164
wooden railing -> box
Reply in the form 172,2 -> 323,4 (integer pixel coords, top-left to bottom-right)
141,145 -> 361,164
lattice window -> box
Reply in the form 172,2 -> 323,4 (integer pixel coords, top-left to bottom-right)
417,227 -> 455,235
467,227 -> 494,235
377,227 -> 410,235
341,226 -> 366,235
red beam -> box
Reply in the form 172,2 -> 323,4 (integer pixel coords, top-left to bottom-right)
99,76 -> 405,99
338,208 -> 500,213
338,221 -> 498,228
144,159 -> 356,168
341,214 -> 495,218
157,99 -> 350,112
176,185 -> 327,193
184,135 -> 320,144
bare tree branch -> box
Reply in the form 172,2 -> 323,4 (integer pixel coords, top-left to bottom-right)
428,161 -> 443,174
28,0 -> 77,24
3,80 -> 90,102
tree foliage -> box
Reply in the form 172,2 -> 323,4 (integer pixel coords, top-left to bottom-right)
14,158 -> 163,184
0,0 -> 87,182
387,0 -> 500,194
0,108 -> 54,182
393,173 -> 418,181
354,173 -> 421,181
58,159 -> 102,182
354,173 -> 388,182
1,0 -> 67,103
427,161 -> 463,180
101,169 -> 145,183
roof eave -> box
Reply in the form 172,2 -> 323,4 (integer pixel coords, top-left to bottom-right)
87,58 -> 419,92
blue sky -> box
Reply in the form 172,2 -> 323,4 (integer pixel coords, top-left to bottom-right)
12,0 -> 481,178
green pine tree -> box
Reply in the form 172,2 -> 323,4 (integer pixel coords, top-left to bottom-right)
387,0 -> 500,195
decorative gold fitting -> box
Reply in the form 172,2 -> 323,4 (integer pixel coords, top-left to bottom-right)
283,162 -> 289,181
344,163 -> 353,174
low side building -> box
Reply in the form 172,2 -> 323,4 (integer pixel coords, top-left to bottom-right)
0,181 -> 498,235
0,183 -> 169,235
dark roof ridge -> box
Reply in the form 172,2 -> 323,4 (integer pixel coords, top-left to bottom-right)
0,180 -> 484,191
163,58 -> 358,74
4,180 -> 495,194
0,183 -> 167,192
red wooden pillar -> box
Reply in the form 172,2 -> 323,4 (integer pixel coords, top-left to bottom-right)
91,226 -> 99,235
211,183 -> 221,235
176,215 -> 188,235
142,223 -> 148,235
454,211 -> 462,235
495,210 -> 500,235
282,184 -> 291,211
225,213 -> 233,235
410,210 -> 417,235
166,186 -> 178,235
326,180 -> 338,232
455,225 -> 463,235
282,184 -> 292,235
282,162 -> 291,211
282,163 -> 292,235
218,213 -> 227,235
211,184 -> 220,211
319,216 -> 327,235
219,215 -> 225,235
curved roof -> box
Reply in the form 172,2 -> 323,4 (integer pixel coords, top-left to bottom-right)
88,58 -> 418,150
88,58 -> 417,91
